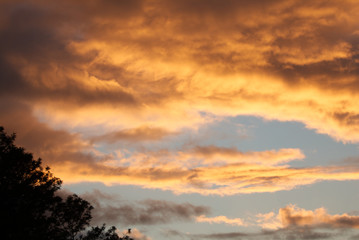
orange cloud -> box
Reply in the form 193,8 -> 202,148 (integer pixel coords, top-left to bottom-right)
190,146 -> 305,165
256,205 -> 359,230
119,228 -> 151,240
2,0 -> 359,197
90,126 -> 176,143
0,103 -> 357,196
256,212 -> 282,230
48,147 -> 359,196
280,205 -> 359,229
196,215 -> 246,226
2,0 -> 359,143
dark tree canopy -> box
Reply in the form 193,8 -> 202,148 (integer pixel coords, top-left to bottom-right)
49,194 -> 94,240
0,126 -> 64,240
80,224 -> 122,240
0,126 -> 127,240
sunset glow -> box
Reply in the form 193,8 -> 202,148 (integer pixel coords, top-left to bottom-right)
2,0 -> 359,239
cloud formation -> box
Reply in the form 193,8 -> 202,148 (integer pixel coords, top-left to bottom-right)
1,0 -> 359,143
2,0 -> 359,239
48,145 -> 359,196
256,205 -> 359,230
166,227 -> 336,240
81,189 -> 210,226
1,0 -> 359,195
1,101 -> 358,197
280,205 -> 359,229
91,126 -> 176,143
169,205 -> 359,240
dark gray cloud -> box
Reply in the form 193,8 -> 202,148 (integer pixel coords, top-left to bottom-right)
81,190 -> 210,226
194,232 -> 249,239
0,0 -> 139,107
169,227 -> 338,240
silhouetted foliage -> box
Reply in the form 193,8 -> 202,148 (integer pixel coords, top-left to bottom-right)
79,224 -> 134,240
80,224 -> 121,240
49,194 -> 94,240
0,126 -> 123,240
0,126 -> 64,240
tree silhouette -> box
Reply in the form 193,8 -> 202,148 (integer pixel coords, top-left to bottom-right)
0,126 -> 63,240
49,194 -> 94,240
0,126 -> 125,240
80,224 -> 120,240
80,225 -> 134,240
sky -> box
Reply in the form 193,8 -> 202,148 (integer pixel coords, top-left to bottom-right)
1,0 -> 359,239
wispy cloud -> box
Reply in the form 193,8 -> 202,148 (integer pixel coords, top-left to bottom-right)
196,215 -> 246,226
81,189 -> 210,226
91,126 -> 177,143
49,146 -> 359,196
190,146 -> 305,165
167,204 -> 359,239
1,103 -> 358,196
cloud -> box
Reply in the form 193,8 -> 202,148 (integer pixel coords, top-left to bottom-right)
0,106 -> 316,197
2,1 -> 359,238
0,100 -> 100,167
91,126 -> 176,143
1,0 -> 359,205
193,232 -> 250,239
256,212 -> 282,230
196,215 -> 246,226
0,102 -> 357,197
247,205 -> 359,239
81,190 -> 210,226
168,227 -> 336,240
119,228 -> 151,240
280,205 -> 359,229
190,146 -> 305,165
98,146 -> 305,169
256,205 -> 359,230
146,205 -> 359,239
191,204 -> 359,233
1,0 -> 359,143
47,145 -> 359,196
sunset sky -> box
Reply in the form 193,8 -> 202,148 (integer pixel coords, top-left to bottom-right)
2,0 -> 359,239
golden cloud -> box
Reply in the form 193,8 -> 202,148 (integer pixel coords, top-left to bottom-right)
1,0 -> 359,143
257,205 -> 359,230
2,0 -> 359,198
46,146 -> 359,196
196,215 -> 246,226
